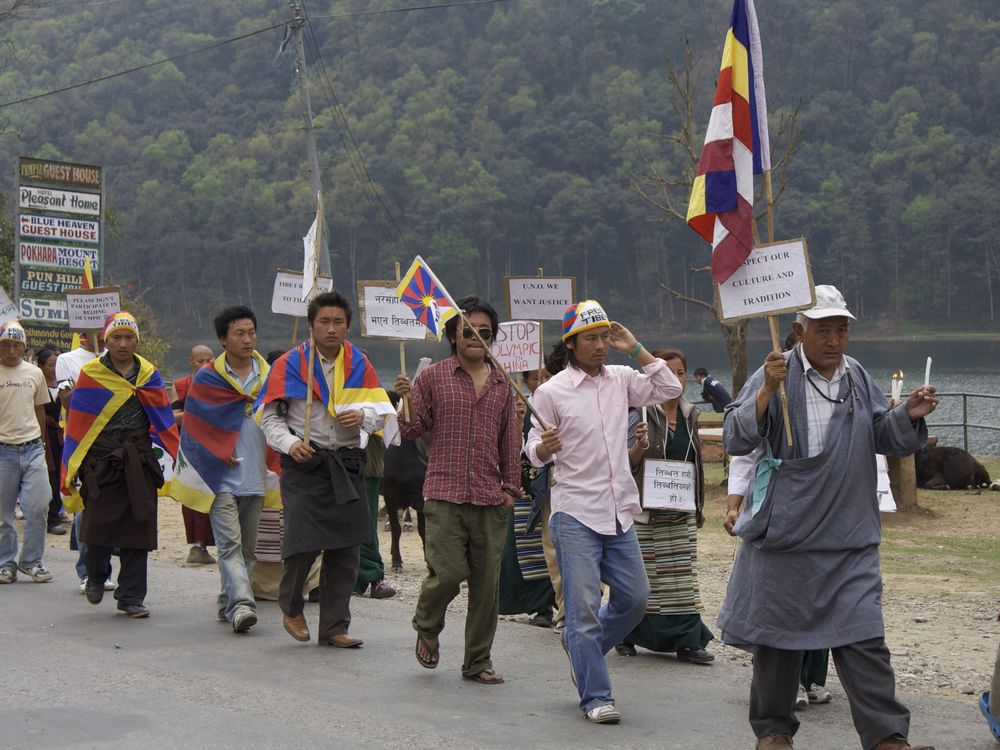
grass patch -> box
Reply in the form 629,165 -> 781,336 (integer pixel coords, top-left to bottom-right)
881,529 -> 1000,583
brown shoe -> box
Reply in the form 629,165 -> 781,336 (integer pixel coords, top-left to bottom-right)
186,546 -> 216,565
756,736 -> 794,749
325,634 -> 363,648
370,580 -> 397,599
873,737 -> 935,750
282,613 -> 310,642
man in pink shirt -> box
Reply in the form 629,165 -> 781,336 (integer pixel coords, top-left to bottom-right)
526,300 -> 681,724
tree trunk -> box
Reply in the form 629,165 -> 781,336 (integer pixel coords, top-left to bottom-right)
720,318 -> 749,395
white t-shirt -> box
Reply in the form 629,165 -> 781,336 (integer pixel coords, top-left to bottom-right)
55,347 -> 98,391
0,360 -> 49,443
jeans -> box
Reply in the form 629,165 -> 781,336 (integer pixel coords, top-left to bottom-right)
209,492 -> 263,622
550,511 -> 650,713
0,440 -> 50,571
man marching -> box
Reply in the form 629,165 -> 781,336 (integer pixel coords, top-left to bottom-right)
721,285 -> 937,750
259,291 -> 396,648
62,312 -> 178,617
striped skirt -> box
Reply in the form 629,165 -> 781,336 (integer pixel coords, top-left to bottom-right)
635,510 -> 702,615
254,507 -> 284,564
512,494 -> 548,581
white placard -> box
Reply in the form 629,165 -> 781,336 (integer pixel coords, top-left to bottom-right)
19,185 -> 101,216
505,276 -> 576,320
18,296 -> 68,323
66,287 -> 121,329
270,270 -> 333,317
876,454 -> 895,512
19,241 -> 99,270
716,238 -> 815,321
491,320 -> 541,373
357,280 -> 432,340
18,214 -> 100,244
0,286 -> 15,322
641,458 -> 696,511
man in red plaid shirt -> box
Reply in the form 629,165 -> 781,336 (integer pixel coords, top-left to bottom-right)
395,296 -> 520,686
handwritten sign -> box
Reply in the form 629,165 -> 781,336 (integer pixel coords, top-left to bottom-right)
716,238 -> 815,322
491,321 -> 541,373
66,286 -> 121,329
505,276 -> 576,321
0,285 -> 15,322
270,269 -> 333,317
357,280 -> 433,340
641,458 -> 696,511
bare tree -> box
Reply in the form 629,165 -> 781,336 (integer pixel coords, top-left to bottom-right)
633,40 -> 802,394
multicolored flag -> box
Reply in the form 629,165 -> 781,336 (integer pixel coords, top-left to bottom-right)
686,0 -> 770,284
81,256 -> 95,289
395,255 -> 459,341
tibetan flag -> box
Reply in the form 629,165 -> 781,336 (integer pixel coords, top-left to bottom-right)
255,339 -> 398,447
687,0 -> 770,284
81,257 -> 95,289
395,255 -> 459,341
60,355 -> 179,510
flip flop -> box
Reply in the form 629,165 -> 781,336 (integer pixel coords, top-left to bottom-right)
464,669 -> 504,685
981,692 -> 1000,742
415,632 -> 439,670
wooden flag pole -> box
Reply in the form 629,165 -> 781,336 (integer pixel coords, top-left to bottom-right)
764,169 -> 794,446
302,193 -> 324,445
395,261 -> 410,421
303,334 -> 316,444
536,267 -> 545,383
291,318 -> 300,348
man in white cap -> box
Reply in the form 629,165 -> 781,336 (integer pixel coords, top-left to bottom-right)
720,285 -> 938,750
0,321 -> 53,584
525,300 -> 681,724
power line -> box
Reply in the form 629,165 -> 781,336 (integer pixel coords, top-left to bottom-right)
309,0 -> 505,21
0,20 -> 287,109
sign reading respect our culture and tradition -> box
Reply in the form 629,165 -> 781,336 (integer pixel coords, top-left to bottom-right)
715,238 -> 815,322
66,287 -> 122,330
641,458 -> 697,511
357,280 -> 433,340
270,269 -> 333,318
491,321 -> 541,373
505,276 -> 576,321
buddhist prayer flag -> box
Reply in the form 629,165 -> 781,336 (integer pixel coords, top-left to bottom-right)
687,0 -> 770,284
395,255 -> 459,341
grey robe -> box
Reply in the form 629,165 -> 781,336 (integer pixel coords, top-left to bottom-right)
717,347 -> 926,650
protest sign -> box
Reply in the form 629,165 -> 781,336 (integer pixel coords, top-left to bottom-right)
505,276 -> 576,320
0,285 -> 16,322
357,280 -> 433,340
491,321 -> 541,373
715,238 -> 815,322
270,269 -> 333,317
641,459 -> 696,511
66,286 -> 121,329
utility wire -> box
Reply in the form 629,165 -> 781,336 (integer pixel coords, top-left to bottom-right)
310,0 -> 505,21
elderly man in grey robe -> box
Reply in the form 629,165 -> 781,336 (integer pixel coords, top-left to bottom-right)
720,285 -> 939,750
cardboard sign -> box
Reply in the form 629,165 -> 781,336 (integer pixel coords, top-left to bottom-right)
505,276 -> 576,320
716,238 -> 815,322
270,269 -> 333,317
491,321 -> 541,373
357,280 -> 433,340
66,286 -> 121,329
641,459 -> 696,511
876,454 -> 895,513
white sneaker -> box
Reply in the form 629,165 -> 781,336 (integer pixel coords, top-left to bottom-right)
0,567 -> 16,584
18,564 -> 53,582
103,579 -> 116,591
795,686 -> 809,710
585,704 -> 621,724
79,578 -> 87,594
807,684 -> 832,704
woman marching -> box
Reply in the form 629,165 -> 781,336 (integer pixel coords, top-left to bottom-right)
616,348 -> 715,664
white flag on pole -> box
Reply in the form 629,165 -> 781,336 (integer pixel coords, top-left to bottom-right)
302,215 -> 319,303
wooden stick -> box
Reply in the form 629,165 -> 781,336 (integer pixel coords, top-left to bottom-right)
302,193 -> 323,444
291,318 -> 300,349
764,170 -> 793,446
303,333 -> 316,444
89,329 -> 101,355
764,170 -> 775,244
537,267 -> 545,382
395,261 -> 410,421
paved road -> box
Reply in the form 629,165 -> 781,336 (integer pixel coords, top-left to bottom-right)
1,549 -> 992,750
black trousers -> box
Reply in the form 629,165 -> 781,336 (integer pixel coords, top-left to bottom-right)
46,469 -> 62,526
85,545 -> 148,606
279,546 -> 360,641
750,638 -> 910,749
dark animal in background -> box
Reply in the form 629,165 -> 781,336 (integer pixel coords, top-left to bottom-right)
915,445 -> 991,490
381,391 -> 428,572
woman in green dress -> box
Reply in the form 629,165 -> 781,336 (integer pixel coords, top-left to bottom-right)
616,348 -> 714,663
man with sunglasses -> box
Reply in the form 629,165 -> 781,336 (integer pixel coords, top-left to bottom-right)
395,296 -> 520,686
720,285 -> 939,750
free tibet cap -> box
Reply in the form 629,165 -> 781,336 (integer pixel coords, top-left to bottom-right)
0,320 -> 27,343
103,311 -> 140,340
562,300 -> 611,341
801,284 -> 856,321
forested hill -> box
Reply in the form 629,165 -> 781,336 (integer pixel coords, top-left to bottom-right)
1,0 -> 997,337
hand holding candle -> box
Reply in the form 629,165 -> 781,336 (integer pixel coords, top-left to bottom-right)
923,357 -> 932,388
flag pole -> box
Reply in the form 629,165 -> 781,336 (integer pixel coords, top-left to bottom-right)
291,318 -> 300,348
302,193 -> 324,445
536,267 -> 545,384
395,261 -> 410,421
764,169 -> 793,446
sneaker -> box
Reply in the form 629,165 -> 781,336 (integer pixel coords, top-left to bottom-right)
18,564 -> 53,583
232,607 -> 257,633
47,524 -> 68,535
807,684 -> 832,704
527,610 -> 553,628
795,686 -> 809,710
117,602 -> 150,618
585,704 -> 622,724
0,567 -> 16,584
552,621 -> 565,635
79,578 -> 87,594
676,646 -> 715,664
614,642 -> 637,657
560,633 -> 577,687
14,504 -> 23,520
186,546 -> 216,565
103,579 -> 116,591
370,580 -> 397,599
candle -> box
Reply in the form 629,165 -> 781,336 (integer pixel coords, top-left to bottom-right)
923,357 -> 932,388
896,370 -> 904,401
890,372 -> 898,402
641,406 -> 647,423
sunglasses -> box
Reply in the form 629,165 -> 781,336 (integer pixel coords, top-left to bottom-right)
461,326 -> 493,341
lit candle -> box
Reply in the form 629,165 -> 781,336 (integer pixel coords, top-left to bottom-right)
896,370 -> 905,402
890,372 -> 898,402
923,357 -> 932,388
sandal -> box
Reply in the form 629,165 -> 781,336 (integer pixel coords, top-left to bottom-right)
981,692 -> 1000,742
464,669 -> 504,685
415,632 -> 439,669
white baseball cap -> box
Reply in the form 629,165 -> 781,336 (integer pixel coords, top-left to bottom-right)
801,284 -> 856,321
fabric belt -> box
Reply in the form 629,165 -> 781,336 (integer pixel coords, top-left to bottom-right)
0,438 -> 41,448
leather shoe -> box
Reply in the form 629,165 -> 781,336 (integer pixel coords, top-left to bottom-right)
283,613 -> 310,642
370,580 -> 397,599
116,603 -> 150,618
873,737 -> 935,750
84,578 -> 104,604
756,735 -> 793,749
325,634 -> 363,648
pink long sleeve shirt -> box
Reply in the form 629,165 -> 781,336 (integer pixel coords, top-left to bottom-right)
525,359 -> 681,535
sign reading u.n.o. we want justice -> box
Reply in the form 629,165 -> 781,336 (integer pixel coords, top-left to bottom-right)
505,276 -> 576,321
19,186 -> 101,216
19,241 -> 99,270
18,214 -> 100,244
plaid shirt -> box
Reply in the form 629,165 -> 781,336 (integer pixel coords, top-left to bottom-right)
399,356 -> 520,505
